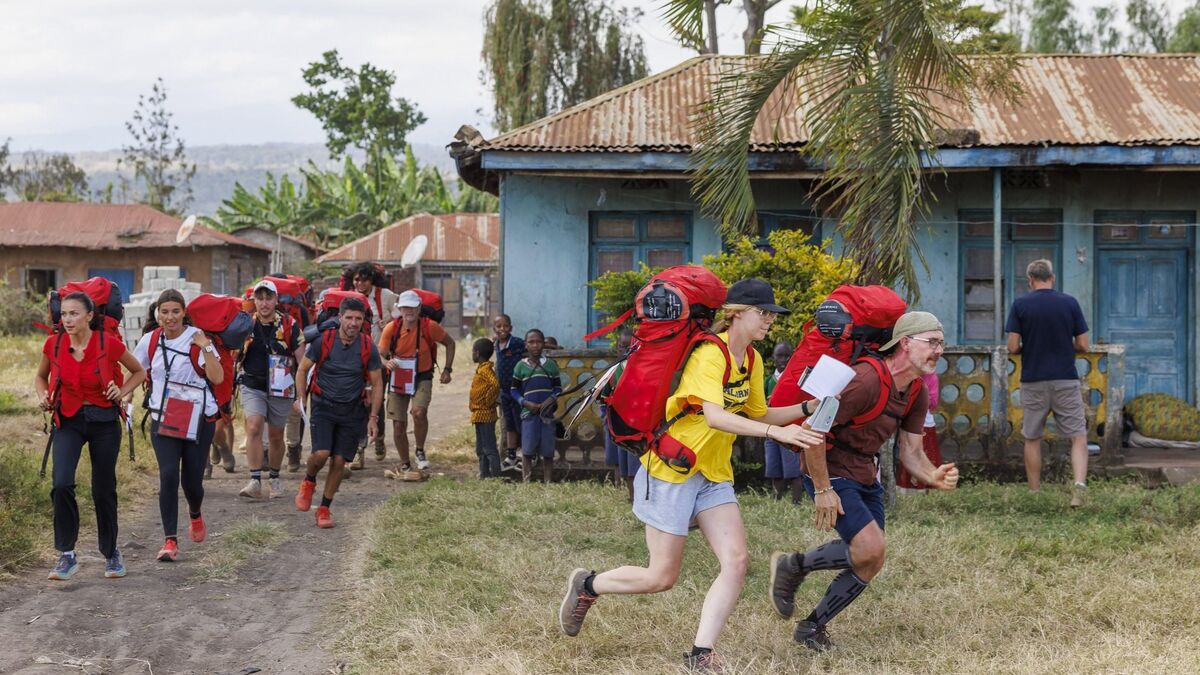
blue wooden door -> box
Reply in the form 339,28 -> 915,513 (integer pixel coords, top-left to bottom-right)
1096,249 -> 1189,401
87,268 -> 134,302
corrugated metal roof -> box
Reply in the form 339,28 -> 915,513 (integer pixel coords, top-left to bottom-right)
0,202 -> 271,251
317,212 -> 499,263
479,54 -> 1200,152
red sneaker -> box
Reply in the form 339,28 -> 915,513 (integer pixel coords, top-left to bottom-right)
315,506 -> 334,529
189,515 -> 206,543
295,480 -> 315,512
156,538 -> 179,562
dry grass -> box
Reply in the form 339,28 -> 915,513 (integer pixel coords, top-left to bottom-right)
336,477 -> 1200,674
192,516 -> 287,583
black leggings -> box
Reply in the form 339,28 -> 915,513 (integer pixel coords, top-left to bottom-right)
151,419 -> 215,537
51,412 -> 121,558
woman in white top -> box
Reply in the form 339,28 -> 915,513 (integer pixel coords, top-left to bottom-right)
133,289 -> 223,562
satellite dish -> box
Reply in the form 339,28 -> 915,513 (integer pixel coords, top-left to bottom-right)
175,215 -> 197,245
400,235 -> 428,268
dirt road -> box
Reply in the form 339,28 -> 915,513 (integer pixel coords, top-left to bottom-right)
0,375 -> 470,675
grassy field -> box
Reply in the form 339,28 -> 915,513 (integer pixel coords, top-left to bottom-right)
337,477 -> 1200,674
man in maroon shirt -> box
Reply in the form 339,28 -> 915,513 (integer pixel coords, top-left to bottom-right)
768,311 -> 960,651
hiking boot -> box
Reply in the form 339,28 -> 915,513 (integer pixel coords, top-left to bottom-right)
352,453 -> 365,471
239,478 -> 264,499
794,621 -> 835,652
374,440 -> 387,462
48,552 -> 78,580
769,551 -> 806,619
220,446 -> 237,472
204,461 -> 213,480
189,515 -> 207,543
1071,482 -> 1087,508
286,445 -> 301,473
157,538 -> 179,562
558,568 -> 597,637
295,480 -> 315,512
415,449 -> 430,471
683,650 -> 724,673
269,476 -> 283,500
104,550 -> 126,578
315,506 -> 335,528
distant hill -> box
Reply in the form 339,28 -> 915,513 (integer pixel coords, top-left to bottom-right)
11,142 -> 457,216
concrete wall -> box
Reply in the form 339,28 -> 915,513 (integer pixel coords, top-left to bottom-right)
1,246 -> 216,295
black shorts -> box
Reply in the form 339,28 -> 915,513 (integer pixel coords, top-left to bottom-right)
310,396 -> 367,461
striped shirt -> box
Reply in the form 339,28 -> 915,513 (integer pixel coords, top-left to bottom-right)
469,362 -> 500,424
511,356 -> 562,419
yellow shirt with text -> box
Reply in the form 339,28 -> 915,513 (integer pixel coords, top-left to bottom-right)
642,333 -> 766,484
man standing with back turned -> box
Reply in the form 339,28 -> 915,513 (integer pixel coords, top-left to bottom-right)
1006,259 -> 1090,507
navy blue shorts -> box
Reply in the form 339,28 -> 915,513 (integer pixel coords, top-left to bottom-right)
801,474 -> 885,542
763,439 -> 801,479
601,406 -> 638,477
521,415 -> 556,459
310,397 -> 367,462
499,393 -> 521,440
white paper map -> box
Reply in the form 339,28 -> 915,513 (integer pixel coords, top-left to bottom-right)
799,354 -> 856,399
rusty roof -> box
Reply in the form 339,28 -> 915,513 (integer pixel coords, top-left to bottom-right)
316,212 -> 499,264
478,54 -> 1200,153
0,202 -> 271,251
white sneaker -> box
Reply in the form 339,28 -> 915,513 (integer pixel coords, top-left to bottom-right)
239,479 -> 264,499
415,449 -> 430,471
269,477 -> 283,499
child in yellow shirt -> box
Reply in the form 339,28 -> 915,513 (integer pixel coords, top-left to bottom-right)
469,338 -> 501,478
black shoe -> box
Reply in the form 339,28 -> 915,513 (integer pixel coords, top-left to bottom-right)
286,445 -> 301,473
794,620 -> 835,652
683,650 -> 723,672
768,551 -> 806,619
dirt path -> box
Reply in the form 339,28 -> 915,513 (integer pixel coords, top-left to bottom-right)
0,375 -> 471,675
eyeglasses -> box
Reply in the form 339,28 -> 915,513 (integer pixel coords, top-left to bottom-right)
908,336 -> 945,349
753,307 -> 778,322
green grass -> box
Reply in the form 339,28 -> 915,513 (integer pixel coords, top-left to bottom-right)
337,478 -> 1200,674
193,517 -> 288,583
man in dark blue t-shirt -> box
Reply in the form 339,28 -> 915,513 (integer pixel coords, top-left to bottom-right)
1005,259 -> 1090,506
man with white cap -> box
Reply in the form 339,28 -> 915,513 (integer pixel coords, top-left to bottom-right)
238,279 -> 304,499
378,290 -> 456,471
768,311 -> 960,652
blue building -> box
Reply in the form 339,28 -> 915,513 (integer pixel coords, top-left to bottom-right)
452,54 -> 1200,405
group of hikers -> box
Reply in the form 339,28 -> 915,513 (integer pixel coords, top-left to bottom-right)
34,256 -> 1092,669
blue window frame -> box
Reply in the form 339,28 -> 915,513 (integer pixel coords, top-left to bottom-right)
958,209 -> 1062,344
588,211 -> 692,338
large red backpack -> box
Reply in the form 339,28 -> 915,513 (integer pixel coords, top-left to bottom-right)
583,265 -> 752,473
769,285 -> 922,440
244,275 -> 313,328
408,288 -> 445,323
44,277 -> 129,419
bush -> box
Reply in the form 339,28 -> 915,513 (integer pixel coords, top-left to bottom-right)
0,281 -> 44,336
0,446 -> 52,575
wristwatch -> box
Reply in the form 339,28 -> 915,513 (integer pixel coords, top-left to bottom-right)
203,344 -> 217,355
443,366 -> 453,374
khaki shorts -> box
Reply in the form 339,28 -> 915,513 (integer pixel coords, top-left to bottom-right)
1021,379 -> 1087,439
387,379 -> 433,419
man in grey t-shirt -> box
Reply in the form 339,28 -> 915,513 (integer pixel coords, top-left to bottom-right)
293,297 -> 383,528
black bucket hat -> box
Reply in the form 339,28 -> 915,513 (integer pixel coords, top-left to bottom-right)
726,278 -> 790,314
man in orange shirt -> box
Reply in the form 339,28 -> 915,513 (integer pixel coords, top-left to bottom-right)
378,290 -> 456,471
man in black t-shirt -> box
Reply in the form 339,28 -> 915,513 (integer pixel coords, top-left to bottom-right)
238,280 -> 304,501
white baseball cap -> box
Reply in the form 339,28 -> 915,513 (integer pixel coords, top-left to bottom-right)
253,279 -> 278,295
395,290 -> 421,308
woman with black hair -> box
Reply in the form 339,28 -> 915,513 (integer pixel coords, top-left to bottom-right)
133,289 -> 224,562
35,292 -> 146,580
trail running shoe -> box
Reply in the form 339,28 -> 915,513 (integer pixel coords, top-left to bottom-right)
415,449 -> 430,470
104,550 -> 126,578
189,515 -> 207,543
1071,482 -> 1087,508
48,552 -> 78,580
157,539 -> 179,562
374,442 -> 387,462
558,568 -> 597,637
769,551 -> 806,619
794,621 -> 835,652
286,445 -> 301,473
315,506 -> 335,529
295,480 -> 315,512
269,476 -> 283,500
500,456 -> 520,472
239,478 -> 264,499
683,650 -> 724,673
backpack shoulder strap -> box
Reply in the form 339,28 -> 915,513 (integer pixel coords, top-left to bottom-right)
360,332 -> 372,375
387,317 -> 403,356
849,358 -> 891,427
97,329 -> 114,389
48,332 -> 66,398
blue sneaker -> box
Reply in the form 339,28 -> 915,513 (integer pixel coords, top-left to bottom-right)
47,552 -> 78,581
105,550 -> 126,578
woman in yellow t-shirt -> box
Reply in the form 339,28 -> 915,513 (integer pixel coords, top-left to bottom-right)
558,279 -> 826,668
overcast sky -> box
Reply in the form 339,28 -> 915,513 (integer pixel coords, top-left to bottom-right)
0,0 -> 1189,153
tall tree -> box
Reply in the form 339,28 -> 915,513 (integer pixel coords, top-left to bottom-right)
119,78 -> 197,215
481,0 -> 648,132
292,49 -> 426,185
678,0 -> 1020,297
1125,0 -> 1171,51
0,138 -> 16,200
1089,4 -> 1123,52
13,152 -> 89,202
1028,0 -> 1085,52
664,0 -> 789,55
1168,1 -> 1200,51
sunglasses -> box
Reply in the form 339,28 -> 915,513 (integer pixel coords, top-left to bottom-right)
752,307 -> 778,321
908,336 -> 945,349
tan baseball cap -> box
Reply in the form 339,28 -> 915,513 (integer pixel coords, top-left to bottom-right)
880,311 -> 944,351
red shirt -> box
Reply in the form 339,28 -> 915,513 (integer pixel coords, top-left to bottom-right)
43,330 -> 126,417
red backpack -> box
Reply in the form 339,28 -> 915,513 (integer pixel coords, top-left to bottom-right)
309,327 -> 374,401
408,288 -> 445,323
583,265 -> 752,473
44,277 -> 129,421
244,275 -> 314,328
769,285 -> 922,438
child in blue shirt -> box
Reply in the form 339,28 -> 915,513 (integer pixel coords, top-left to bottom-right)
510,329 -> 561,483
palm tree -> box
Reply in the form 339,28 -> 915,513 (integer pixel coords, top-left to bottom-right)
672,0 -> 1020,298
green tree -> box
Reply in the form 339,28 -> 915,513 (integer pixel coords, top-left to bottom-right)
664,0 -> 791,55
1089,5 -> 1123,52
1168,1 -> 1200,51
292,50 -> 426,184
119,77 -> 197,215
1028,0 -> 1085,52
13,152 -> 89,202
0,138 -> 16,200
481,0 -> 648,132
677,0 -> 1020,299
1125,0 -> 1171,51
